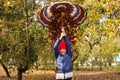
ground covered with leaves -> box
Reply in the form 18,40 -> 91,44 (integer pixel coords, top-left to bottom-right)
1,70 -> 120,80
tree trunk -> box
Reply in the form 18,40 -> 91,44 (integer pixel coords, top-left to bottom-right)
1,63 -> 10,77
100,65 -> 102,71
80,61 -> 84,66
72,49 -> 78,63
91,64 -> 94,71
17,65 -> 28,80
18,69 -> 23,80
91,60 -> 94,71
104,62 -> 107,69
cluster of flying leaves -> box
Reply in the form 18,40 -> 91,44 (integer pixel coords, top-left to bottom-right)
45,6 -> 81,44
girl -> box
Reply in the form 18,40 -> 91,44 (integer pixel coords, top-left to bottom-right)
53,28 -> 73,80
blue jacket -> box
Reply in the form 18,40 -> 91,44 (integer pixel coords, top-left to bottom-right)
53,36 -> 73,73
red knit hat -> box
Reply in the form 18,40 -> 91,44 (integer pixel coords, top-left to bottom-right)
58,41 -> 66,51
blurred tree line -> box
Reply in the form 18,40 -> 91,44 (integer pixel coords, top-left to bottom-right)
0,0 -> 120,80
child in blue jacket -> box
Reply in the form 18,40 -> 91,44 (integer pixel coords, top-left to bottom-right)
53,28 -> 73,80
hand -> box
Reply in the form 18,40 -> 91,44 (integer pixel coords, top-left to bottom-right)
61,27 -> 65,32
59,32 -> 66,40
61,27 -> 66,35
59,28 -> 66,40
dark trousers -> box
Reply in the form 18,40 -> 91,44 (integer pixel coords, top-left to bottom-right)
57,77 -> 72,80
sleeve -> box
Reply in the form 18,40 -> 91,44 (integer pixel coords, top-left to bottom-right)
64,36 -> 72,58
53,39 -> 61,59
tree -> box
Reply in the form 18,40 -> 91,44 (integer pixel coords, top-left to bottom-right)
75,39 -> 90,66
81,0 -> 120,70
0,0 -> 50,80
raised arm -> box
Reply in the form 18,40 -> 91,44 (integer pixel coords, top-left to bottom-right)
64,36 -> 72,57
53,28 -> 66,59
53,39 -> 61,59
